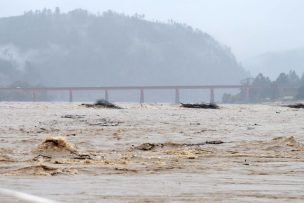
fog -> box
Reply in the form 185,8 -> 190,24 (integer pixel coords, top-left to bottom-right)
0,0 -> 303,102
1,0 -> 304,61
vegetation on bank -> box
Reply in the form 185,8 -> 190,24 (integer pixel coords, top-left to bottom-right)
223,71 -> 304,103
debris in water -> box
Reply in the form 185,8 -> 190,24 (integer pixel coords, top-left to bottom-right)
136,143 -> 156,151
243,159 -> 249,166
205,140 -> 224,145
81,99 -> 122,109
284,103 -> 304,109
85,118 -> 120,126
73,154 -> 92,160
135,140 -> 224,151
114,167 -> 138,173
61,115 -> 85,119
32,154 -> 52,162
180,103 -> 219,109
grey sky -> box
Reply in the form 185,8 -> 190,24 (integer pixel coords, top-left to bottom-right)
1,0 -> 303,61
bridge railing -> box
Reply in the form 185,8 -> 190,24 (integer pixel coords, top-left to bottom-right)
0,85 -> 252,103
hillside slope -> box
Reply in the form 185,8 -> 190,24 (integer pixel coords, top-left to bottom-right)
0,9 -> 247,87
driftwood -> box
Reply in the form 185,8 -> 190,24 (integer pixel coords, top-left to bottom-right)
85,118 -> 121,126
285,103 -> 304,109
81,99 -> 122,109
135,140 -> 224,151
181,103 -> 219,109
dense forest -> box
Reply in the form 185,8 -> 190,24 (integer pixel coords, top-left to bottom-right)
223,71 -> 304,103
0,8 -> 247,88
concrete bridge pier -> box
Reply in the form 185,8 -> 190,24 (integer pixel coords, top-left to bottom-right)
69,89 -> 73,102
140,89 -> 145,103
175,88 -> 180,104
32,90 -> 36,102
245,87 -> 250,102
105,89 -> 109,101
210,88 -> 215,103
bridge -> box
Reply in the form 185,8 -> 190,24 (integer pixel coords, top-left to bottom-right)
0,85 -> 251,103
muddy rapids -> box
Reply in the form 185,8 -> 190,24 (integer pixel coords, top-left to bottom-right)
0,102 -> 304,202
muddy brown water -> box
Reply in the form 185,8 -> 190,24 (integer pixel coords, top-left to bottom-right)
0,102 -> 304,202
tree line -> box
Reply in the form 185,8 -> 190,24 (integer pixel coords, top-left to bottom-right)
223,71 -> 304,103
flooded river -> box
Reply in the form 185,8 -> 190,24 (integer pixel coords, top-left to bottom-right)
0,102 -> 304,202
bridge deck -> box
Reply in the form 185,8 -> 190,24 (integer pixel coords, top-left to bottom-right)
0,85 -> 251,103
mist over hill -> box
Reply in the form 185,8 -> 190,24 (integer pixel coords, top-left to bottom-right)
0,8 -> 248,87
244,48 -> 304,80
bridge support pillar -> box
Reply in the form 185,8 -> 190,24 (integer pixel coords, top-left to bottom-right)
245,87 -> 250,103
140,89 -> 144,103
69,89 -> 73,102
105,90 -> 109,101
210,88 -> 215,103
175,89 -> 180,104
32,90 -> 36,102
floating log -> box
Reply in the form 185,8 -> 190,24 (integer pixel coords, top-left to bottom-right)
81,99 -> 122,109
284,103 -> 304,109
181,103 -> 219,109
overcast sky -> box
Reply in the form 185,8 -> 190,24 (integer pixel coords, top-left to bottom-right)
1,0 -> 303,61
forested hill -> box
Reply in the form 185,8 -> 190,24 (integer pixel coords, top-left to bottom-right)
0,9 -> 248,87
